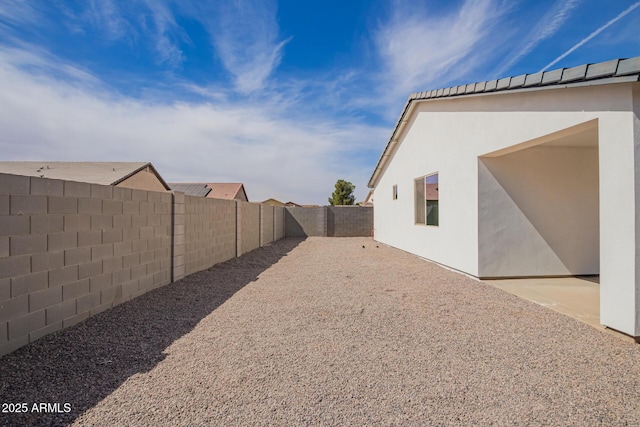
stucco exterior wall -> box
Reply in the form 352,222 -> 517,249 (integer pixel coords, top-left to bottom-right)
478,145 -> 599,277
373,82 -> 640,336
116,167 -> 168,192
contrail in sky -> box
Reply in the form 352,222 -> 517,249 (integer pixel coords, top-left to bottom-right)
541,1 -> 640,71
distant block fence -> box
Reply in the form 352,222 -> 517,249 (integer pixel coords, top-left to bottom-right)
285,206 -> 373,237
0,173 -> 286,357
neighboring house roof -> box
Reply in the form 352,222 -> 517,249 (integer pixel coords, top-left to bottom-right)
168,182 -> 248,201
168,183 -> 211,197
285,201 -> 302,207
262,198 -> 286,206
207,183 -> 248,201
368,56 -> 640,188
0,161 -> 171,190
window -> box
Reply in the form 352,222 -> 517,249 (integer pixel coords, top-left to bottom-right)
392,184 -> 398,200
415,173 -> 438,226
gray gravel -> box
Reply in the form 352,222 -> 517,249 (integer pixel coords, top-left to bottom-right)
1,236 -> 640,426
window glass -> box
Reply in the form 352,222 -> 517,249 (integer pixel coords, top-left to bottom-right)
425,174 -> 438,226
415,173 -> 438,226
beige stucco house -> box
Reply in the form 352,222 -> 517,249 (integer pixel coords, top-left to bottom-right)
368,56 -> 640,338
0,161 -> 171,192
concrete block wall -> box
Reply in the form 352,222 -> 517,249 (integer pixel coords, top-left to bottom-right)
285,207 -> 327,237
284,206 -> 373,237
1,175 -> 374,357
274,206 -> 285,240
261,204 -> 275,246
327,206 -> 374,237
172,191 -> 186,282
0,173 -> 172,357
237,201 -> 261,256
181,195 -> 237,276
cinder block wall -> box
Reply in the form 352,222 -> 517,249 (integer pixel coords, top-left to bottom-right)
284,206 -> 373,237
285,207 -> 327,237
261,204 -> 275,246
274,207 -> 285,240
0,174 -> 288,357
327,206 -> 374,237
181,196 -> 237,276
0,173 -> 172,356
237,201 -> 260,256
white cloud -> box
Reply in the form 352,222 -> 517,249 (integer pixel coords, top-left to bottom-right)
0,43 -> 101,86
494,0 -> 580,76
140,0 -> 187,67
0,0 -> 39,28
201,0 -> 290,93
374,0 -> 506,100
84,0 -> 132,41
0,58 -> 385,204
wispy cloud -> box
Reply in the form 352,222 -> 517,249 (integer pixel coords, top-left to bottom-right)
0,42 -> 101,86
372,0 -> 507,109
0,56 -> 385,203
494,0 -> 580,76
0,0 -> 40,29
83,0 -> 132,40
140,0 -> 187,67
185,0 -> 291,94
542,1 -> 640,71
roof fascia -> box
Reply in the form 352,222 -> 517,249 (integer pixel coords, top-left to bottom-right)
367,74 -> 639,188
112,162 -> 172,191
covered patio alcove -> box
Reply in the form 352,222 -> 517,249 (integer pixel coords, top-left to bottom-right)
477,119 -> 603,329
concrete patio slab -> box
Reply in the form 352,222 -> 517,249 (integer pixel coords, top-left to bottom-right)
483,276 -> 634,342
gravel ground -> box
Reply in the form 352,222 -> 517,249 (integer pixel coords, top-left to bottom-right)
1,236 -> 640,426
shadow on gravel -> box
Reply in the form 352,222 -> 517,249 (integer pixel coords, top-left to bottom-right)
0,237 -> 305,427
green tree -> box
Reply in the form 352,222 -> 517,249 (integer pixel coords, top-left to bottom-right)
328,179 -> 356,206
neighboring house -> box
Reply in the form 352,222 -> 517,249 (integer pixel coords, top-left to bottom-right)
285,201 -> 302,207
0,161 -> 170,192
262,198 -> 287,207
368,56 -> 640,338
169,182 -> 248,201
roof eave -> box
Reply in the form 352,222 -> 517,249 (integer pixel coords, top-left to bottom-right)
112,162 -> 172,191
367,71 -> 640,189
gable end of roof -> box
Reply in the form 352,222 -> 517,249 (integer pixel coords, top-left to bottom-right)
368,56 -> 640,189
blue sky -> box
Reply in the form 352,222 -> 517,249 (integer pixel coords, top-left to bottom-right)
0,1 -> 639,204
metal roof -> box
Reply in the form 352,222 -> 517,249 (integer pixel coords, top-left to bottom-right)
0,161 -> 170,189
367,56 -> 640,188
168,183 -> 211,197
168,182 -> 248,201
